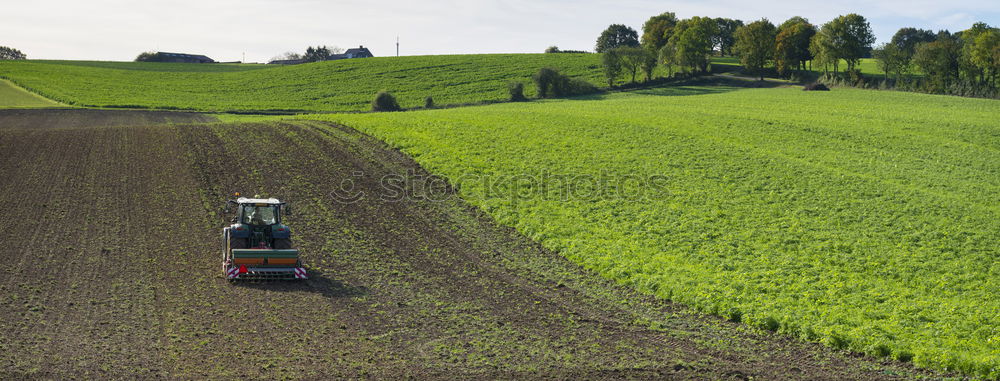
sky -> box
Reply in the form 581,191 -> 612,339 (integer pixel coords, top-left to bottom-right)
4,0 -> 999,63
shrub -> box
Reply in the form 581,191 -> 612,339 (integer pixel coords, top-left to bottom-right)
508,82 -> 527,102
135,51 -> 160,62
803,82 -> 830,91
424,96 -> 434,109
533,67 -> 561,98
564,78 -> 598,96
533,67 -> 599,98
371,91 -> 401,112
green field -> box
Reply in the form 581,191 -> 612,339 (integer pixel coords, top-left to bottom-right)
0,54 -> 607,112
0,79 -> 62,108
301,87 -> 1000,377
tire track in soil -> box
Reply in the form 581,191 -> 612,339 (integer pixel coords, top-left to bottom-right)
0,110 -> 949,380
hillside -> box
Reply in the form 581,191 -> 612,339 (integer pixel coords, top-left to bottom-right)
0,109 -> 936,379
0,79 -> 63,108
0,54 -> 606,112
304,86 -> 1000,378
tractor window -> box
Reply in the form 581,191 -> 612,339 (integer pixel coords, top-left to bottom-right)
243,205 -> 278,225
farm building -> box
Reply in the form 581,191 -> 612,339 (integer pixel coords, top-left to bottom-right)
329,46 -> 374,60
155,52 -> 215,63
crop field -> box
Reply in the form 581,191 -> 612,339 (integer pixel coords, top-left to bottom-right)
0,79 -> 62,108
305,86 -> 1000,378
0,109 -> 938,379
0,54 -> 607,112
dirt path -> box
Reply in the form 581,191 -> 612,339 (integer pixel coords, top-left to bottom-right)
0,110 -> 945,379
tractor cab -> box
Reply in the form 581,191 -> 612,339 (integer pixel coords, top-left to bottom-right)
240,202 -> 280,226
226,197 -> 293,249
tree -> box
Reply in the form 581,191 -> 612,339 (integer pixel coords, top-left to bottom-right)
810,29 -> 838,73
596,24 -> 639,53
913,35 -> 962,90
640,47 -> 658,81
968,29 -> 1000,86
658,43 -> 678,78
873,43 -> 908,80
303,46 -> 332,62
822,14 -> 876,72
890,27 -> 936,59
959,23 -> 998,84
615,46 -> 650,84
601,49 -> 623,86
878,27 -> 936,79
269,51 -> 303,63
713,18 -> 744,56
545,46 -> 560,53
774,17 -> 815,76
641,12 -> 678,51
669,16 -> 718,73
0,46 -> 27,60
135,51 -> 159,62
734,19 -> 776,80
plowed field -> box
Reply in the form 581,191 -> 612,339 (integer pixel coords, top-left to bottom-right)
0,110 -> 942,379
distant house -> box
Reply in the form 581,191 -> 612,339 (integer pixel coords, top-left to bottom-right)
156,52 -> 215,63
329,46 -> 374,60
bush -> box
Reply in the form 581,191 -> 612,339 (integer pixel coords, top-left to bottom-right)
533,67 -> 561,98
564,78 -> 598,95
803,82 -> 830,91
508,82 -> 527,102
372,91 -> 401,112
135,51 -> 160,62
533,67 -> 599,98
424,96 -> 434,109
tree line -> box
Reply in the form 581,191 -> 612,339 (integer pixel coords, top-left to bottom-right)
594,12 -> 1000,96
0,46 -> 27,60
270,45 -> 345,63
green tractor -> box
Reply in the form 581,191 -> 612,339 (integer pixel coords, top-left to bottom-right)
221,195 -> 306,281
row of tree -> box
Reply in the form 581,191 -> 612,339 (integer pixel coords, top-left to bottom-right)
0,46 -> 27,60
874,24 -> 1000,90
732,15 -> 875,80
271,45 -> 344,63
594,12 -> 1000,96
596,14 -> 745,84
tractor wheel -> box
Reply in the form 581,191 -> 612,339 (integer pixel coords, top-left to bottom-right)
274,238 -> 294,249
229,236 -> 249,249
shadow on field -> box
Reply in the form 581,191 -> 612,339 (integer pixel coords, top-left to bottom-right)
229,269 -> 369,299
565,75 -> 788,102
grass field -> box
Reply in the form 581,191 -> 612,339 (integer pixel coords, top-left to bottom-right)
303,87 -> 1000,378
0,55 -> 895,113
0,79 -> 62,108
0,54 -> 608,112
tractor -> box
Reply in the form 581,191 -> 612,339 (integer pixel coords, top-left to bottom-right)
221,194 -> 306,281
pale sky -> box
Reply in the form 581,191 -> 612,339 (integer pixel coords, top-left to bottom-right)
4,0 -> 999,63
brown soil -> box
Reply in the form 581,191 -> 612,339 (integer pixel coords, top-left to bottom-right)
0,110 -> 948,379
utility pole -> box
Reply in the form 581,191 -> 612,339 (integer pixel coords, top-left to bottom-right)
396,36 -> 399,57
242,52 -> 246,63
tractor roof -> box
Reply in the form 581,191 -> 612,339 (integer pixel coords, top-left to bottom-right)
236,197 -> 282,204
